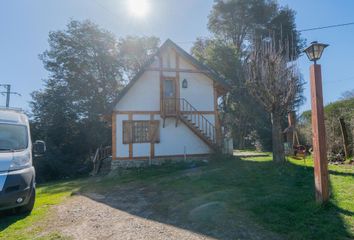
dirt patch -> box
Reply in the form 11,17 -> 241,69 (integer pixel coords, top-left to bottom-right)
40,183 -> 284,240
46,195 -> 214,240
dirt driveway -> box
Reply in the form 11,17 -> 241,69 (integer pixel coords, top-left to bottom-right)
48,195 -> 214,240
41,183 -> 282,240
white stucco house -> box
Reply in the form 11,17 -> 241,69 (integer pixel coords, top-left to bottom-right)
111,39 -> 230,163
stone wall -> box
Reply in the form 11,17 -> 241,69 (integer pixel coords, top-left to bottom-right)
111,156 -> 210,170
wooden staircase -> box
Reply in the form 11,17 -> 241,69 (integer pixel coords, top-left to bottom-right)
91,146 -> 112,176
162,98 -> 218,150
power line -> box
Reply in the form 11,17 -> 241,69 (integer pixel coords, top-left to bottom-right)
0,84 -> 21,108
323,78 -> 354,85
299,22 -> 354,32
92,0 -> 120,21
177,22 -> 354,44
89,1 -> 354,43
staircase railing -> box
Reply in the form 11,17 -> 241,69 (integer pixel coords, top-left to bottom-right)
91,146 -> 112,176
179,98 -> 216,145
161,98 -> 217,146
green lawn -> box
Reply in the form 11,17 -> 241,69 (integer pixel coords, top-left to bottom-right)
0,179 -> 84,240
1,155 -> 353,240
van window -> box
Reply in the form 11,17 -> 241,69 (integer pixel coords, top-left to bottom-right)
0,124 -> 28,151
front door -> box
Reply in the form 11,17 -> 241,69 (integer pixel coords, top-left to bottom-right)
163,79 -> 176,115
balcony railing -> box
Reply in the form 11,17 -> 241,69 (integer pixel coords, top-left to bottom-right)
162,98 -> 216,145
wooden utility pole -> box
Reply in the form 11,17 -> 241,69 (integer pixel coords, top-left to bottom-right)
5,85 -> 10,107
0,84 -> 21,108
309,64 -> 330,203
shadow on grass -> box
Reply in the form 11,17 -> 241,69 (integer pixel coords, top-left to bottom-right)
0,211 -> 29,231
328,169 -> 354,177
78,157 -> 353,240
0,157 -> 351,239
0,178 -> 85,233
333,205 -> 354,217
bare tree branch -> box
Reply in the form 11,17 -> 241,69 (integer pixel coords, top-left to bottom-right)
245,39 -> 304,162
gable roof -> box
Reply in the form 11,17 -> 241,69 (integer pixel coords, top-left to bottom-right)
110,39 -> 230,111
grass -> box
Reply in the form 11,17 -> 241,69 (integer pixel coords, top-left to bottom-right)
1,155 -> 353,239
0,179 -> 85,240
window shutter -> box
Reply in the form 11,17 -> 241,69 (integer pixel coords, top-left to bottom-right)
149,120 -> 160,143
124,120 -> 159,144
123,121 -> 132,144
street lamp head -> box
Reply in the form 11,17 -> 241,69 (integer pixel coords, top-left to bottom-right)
303,41 -> 329,64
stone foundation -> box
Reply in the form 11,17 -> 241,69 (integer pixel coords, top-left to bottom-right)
111,156 -> 210,170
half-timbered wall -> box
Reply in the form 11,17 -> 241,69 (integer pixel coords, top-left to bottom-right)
115,71 -> 160,111
113,112 -> 213,159
113,44 -> 219,160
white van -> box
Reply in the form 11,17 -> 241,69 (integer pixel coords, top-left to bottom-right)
0,108 -> 45,213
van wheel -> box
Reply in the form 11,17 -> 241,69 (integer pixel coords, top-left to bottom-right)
16,188 -> 35,214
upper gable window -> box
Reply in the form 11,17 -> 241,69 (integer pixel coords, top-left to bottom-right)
167,52 -> 171,68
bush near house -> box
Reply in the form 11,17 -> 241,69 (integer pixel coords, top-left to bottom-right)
299,97 -> 354,161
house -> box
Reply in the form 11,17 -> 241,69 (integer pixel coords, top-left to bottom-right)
111,39 -> 230,166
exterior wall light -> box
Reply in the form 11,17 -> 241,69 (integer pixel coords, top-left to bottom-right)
182,79 -> 188,88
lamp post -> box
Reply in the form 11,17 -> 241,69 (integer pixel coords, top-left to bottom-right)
303,41 -> 329,203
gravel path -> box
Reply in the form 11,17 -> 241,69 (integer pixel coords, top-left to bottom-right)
48,195 -> 215,240
40,178 -> 283,240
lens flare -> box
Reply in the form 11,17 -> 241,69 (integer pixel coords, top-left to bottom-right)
128,0 -> 149,18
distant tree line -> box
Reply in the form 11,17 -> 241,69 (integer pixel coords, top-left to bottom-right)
298,93 -> 354,161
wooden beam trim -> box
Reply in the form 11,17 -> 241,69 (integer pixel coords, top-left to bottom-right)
159,54 -> 163,115
112,113 -> 117,160
147,54 -> 228,94
128,113 -> 133,159
150,114 -> 155,160
175,51 -> 180,114
153,67 -> 228,95
146,67 -> 209,74
214,83 -> 222,146
114,111 -> 160,115
161,76 -> 177,81
155,153 -> 210,159
115,156 -> 149,160
181,111 -> 215,115
114,153 -> 211,161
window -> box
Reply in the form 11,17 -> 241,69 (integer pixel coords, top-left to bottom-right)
123,120 -> 160,144
0,124 -> 28,151
163,79 -> 175,97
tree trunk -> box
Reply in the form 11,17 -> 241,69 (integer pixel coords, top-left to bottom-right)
339,117 -> 350,158
271,112 -> 285,162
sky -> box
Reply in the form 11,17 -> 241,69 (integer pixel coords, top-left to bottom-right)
0,0 -> 353,114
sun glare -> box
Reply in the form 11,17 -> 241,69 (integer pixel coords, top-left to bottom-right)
128,0 -> 149,18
